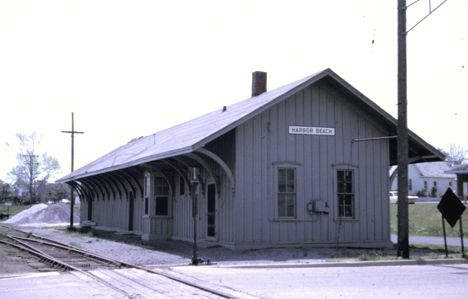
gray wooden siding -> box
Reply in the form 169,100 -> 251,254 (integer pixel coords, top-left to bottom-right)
172,171 -> 235,244
172,135 -> 236,246
171,180 -> 193,242
81,176 -> 144,233
80,199 -> 87,223
235,81 -> 390,247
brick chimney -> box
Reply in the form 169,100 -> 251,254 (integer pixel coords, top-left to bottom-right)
251,71 -> 267,97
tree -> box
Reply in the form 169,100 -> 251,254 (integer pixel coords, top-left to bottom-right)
46,183 -> 69,202
8,133 -> 61,204
0,179 -> 12,202
440,144 -> 467,166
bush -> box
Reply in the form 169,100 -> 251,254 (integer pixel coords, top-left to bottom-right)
416,189 -> 427,197
431,186 -> 438,198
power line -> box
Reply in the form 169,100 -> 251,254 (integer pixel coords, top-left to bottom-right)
406,0 -> 449,34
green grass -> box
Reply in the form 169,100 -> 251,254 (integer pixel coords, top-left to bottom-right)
390,203 -> 468,237
0,203 -> 30,217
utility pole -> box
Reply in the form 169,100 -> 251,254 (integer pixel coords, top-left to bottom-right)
62,112 -> 84,230
397,0 -> 409,258
397,0 -> 449,258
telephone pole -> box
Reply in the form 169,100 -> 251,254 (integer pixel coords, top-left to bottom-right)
397,0 -> 449,258
61,112 -> 84,230
397,0 -> 409,258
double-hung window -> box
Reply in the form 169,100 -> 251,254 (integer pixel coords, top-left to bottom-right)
155,177 -> 169,216
277,167 -> 296,218
337,169 -> 354,218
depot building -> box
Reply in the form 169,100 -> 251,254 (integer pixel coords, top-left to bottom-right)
58,69 -> 443,249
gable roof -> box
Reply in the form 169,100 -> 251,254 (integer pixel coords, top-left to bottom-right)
58,68 -> 444,183
413,162 -> 456,179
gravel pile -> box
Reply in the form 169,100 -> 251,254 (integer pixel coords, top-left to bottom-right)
3,203 -> 79,227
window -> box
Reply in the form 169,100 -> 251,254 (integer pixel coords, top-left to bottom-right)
337,169 -> 354,218
179,176 -> 185,195
424,181 -> 428,191
155,196 -> 168,215
433,181 -> 437,187
408,179 -> 412,191
144,174 -> 150,215
155,177 -> 169,216
277,168 -> 296,218
449,181 -> 453,187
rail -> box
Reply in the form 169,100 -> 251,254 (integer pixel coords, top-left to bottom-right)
0,224 -> 234,298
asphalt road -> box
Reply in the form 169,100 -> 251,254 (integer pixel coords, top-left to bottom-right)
390,234 -> 463,247
173,263 -> 468,299
0,272 -> 125,299
2,261 -> 467,298
415,197 -> 440,204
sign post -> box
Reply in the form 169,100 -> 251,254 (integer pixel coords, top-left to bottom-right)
437,188 -> 466,258
460,215 -> 465,257
441,214 -> 448,258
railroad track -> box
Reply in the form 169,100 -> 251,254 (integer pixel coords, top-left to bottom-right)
0,225 -> 246,298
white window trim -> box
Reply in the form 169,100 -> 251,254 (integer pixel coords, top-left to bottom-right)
275,164 -> 298,220
333,165 -> 358,221
154,175 -> 172,217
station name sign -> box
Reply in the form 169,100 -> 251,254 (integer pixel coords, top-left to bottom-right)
288,126 -> 335,136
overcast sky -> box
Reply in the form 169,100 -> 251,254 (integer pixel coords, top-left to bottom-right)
0,0 -> 466,182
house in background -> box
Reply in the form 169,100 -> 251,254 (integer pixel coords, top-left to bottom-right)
446,164 -> 468,201
58,69 -> 443,249
390,161 -> 456,197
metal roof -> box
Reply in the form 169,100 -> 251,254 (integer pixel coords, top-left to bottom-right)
58,68 -> 444,183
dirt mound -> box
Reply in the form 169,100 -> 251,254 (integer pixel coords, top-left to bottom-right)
3,203 -> 79,227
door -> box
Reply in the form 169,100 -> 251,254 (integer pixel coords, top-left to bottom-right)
128,191 -> 134,231
207,184 -> 216,238
87,198 -> 92,221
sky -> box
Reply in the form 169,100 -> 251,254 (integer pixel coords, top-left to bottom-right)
0,0 -> 467,182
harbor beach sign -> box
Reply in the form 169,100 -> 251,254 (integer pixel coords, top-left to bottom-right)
288,126 -> 335,136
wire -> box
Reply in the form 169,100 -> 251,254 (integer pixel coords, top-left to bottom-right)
406,0 -> 449,34
407,0 -> 423,9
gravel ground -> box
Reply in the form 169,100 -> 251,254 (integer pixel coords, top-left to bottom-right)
0,243 -> 37,275
0,204 -> 460,267
8,225 -> 458,270
2,204 -> 463,277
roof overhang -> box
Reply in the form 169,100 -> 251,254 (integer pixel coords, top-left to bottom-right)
57,146 -> 195,183
58,68 -> 445,183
